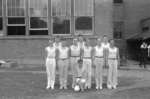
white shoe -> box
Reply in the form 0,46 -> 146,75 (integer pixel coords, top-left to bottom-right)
99,86 -> 103,90
51,86 -> 54,90
96,86 -> 99,90
107,85 -> 112,89
46,86 -> 50,90
113,86 -> 117,89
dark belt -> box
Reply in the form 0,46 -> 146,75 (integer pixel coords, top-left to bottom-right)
83,57 -> 91,59
47,57 -> 55,59
71,56 -> 80,57
95,56 -> 103,58
108,58 -> 117,60
59,58 -> 68,60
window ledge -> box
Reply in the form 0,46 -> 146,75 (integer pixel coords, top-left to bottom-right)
0,35 -> 98,40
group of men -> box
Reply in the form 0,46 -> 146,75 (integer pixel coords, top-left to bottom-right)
45,35 -> 120,91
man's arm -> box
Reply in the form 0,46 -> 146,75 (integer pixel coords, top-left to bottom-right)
117,48 -> 120,67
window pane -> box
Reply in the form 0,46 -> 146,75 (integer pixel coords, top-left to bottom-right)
51,0 -> 71,16
0,18 -> 2,30
7,0 -> 25,16
0,0 -> 2,16
113,0 -> 123,3
8,17 -> 25,24
113,22 -> 123,39
29,0 -> 48,17
7,26 -> 26,35
74,0 -> 94,16
75,17 -> 92,30
53,17 -> 70,34
30,17 -> 47,28
30,30 -> 48,35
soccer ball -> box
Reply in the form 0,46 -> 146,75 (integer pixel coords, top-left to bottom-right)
74,85 -> 80,91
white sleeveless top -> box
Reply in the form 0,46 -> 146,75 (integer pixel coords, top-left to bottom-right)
94,46 -> 104,57
101,43 -> 110,49
78,42 -> 85,49
83,46 -> 92,58
53,42 -> 62,49
45,46 -> 56,58
108,47 -> 118,59
70,45 -> 80,56
59,47 -> 69,59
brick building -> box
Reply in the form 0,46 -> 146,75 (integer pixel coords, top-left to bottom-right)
0,0 -> 150,64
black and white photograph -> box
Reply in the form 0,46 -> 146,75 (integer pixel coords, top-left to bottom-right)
0,0 -> 150,99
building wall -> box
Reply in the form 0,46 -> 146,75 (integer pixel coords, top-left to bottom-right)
0,0 -> 114,64
124,0 -> 150,38
95,0 -> 113,39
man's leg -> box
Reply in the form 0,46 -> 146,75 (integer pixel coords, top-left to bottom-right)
63,60 -> 69,89
58,60 -> 64,89
107,60 -> 113,89
87,59 -> 92,89
71,58 -> 78,88
112,60 -> 118,89
99,58 -> 104,89
51,59 -> 56,89
46,59 -> 51,89
95,58 -> 100,89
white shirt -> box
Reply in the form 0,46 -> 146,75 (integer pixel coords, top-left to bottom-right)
94,46 -> 104,57
141,44 -> 147,49
59,46 -> 69,59
78,42 -> 85,49
148,45 -> 150,57
83,46 -> 92,58
53,42 -> 62,49
45,46 -> 56,58
70,44 -> 80,56
108,47 -> 118,59
101,42 -> 110,49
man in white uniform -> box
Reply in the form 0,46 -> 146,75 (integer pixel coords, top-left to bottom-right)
107,39 -> 120,89
82,39 -> 92,89
58,40 -> 69,89
101,35 -> 110,68
70,38 -> 81,88
45,39 -> 56,90
93,38 -> 104,90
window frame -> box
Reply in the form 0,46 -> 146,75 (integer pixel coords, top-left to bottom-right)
0,0 -> 3,17
113,21 -> 124,39
28,0 -> 49,31
51,0 -> 72,36
73,0 -> 95,36
6,0 -> 26,36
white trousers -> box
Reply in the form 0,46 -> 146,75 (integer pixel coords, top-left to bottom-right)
94,58 -> 104,88
58,59 -> 69,87
45,58 -> 56,88
83,58 -> 92,88
107,59 -> 118,87
70,57 -> 80,87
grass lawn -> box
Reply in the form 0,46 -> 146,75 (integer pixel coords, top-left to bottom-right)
0,69 -> 148,99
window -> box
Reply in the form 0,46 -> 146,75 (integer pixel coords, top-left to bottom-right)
7,0 -> 26,35
29,0 -> 48,35
74,0 -> 94,35
113,22 -> 124,39
113,0 -> 123,3
51,0 -> 71,35
0,0 -> 3,31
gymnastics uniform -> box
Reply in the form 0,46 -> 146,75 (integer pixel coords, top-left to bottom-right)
70,44 -> 81,88
94,45 -> 104,89
45,46 -> 56,89
107,47 -> 118,89
58,46 -> 69,89
82,45 -> 92,89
